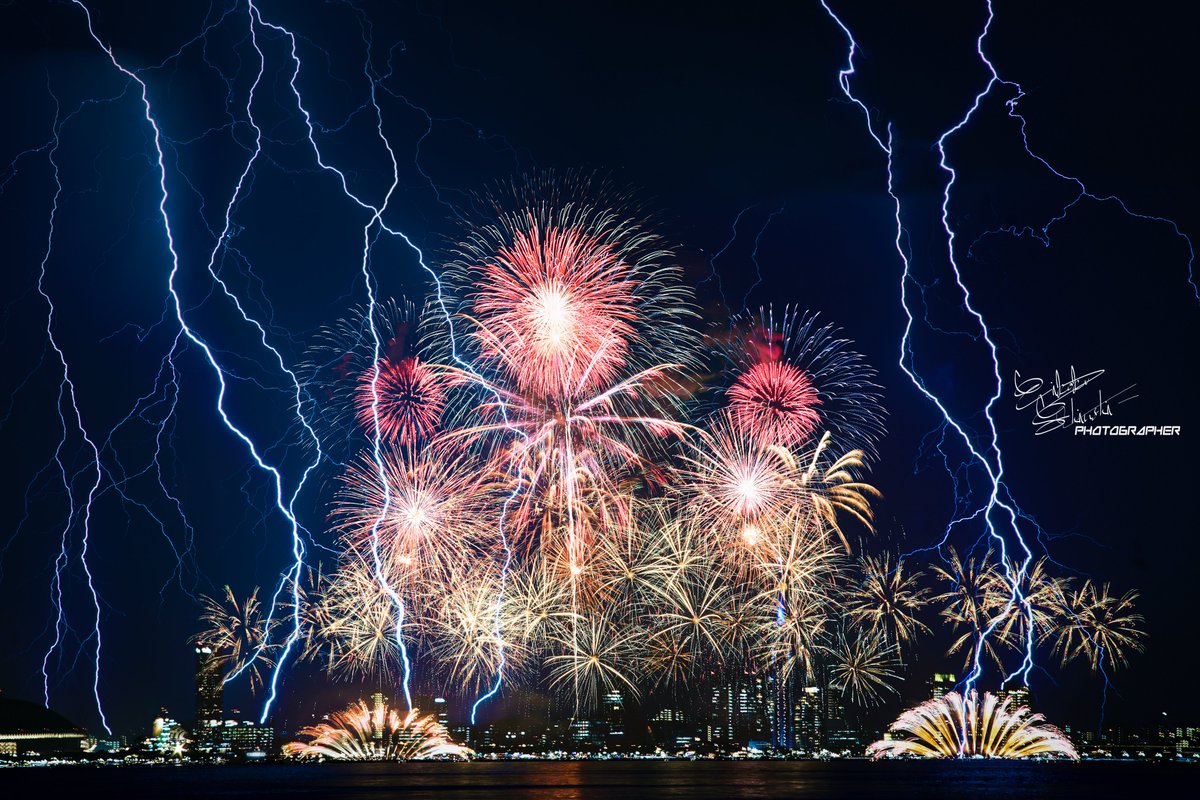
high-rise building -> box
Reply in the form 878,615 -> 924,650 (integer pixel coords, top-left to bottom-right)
601,689 -> 625,745
218,720 -> 274,758
433,697 -> 449,730
930,672 -> 957,700
648,706 -> 694,751
194,645 -> 223,750
735,674 -> 770,746
703,673 -> 770,750
706,683 -> 734,746
996,685 -> 1031,708
371,692 -> 386,741
794,686 -> 823,752
823,697 -> 863,754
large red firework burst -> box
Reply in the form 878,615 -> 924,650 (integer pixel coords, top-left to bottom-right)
469,220 -> 638,400
727,359 -> 822,447
354,355 -> 447,446
723,307 -> 885,463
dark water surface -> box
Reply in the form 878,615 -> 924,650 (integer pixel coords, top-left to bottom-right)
1,760 -> 1193,799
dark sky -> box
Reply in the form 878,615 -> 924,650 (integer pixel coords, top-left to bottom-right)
1,0 -> 1196,737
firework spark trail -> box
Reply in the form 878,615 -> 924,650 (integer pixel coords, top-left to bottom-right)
248,1 -> 523,716
819,0 -> 1039,709
34,90 -> 111,734
71,0 -> 324,723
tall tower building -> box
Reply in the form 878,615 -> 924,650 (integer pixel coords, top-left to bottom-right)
930,672 -> 957,700
794,686 -> 823,753
770,669 -> 794,750
433,697 -> 449,729
601,689 -> 625,744
996,685 -> 1031,708
372,692 -> 386,741
194,645 -> 223,749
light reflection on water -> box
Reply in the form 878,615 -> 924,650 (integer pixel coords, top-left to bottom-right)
0,759 -> 1193,799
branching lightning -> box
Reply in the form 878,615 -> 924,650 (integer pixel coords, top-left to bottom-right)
35,90 -> 110,735
247,1 -> 524,716
70,0 -> 325,723
819,0 -> 1193,731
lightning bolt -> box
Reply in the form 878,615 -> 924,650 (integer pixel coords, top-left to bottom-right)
71,0 -> 323,722
34,89 -> 111,734
743,205 -> 785,309
821,0 -> 1194,739
15,71 -> 217,728
701,204 -> 786,316
248,0 -> 522,717
49,0 -> 507,726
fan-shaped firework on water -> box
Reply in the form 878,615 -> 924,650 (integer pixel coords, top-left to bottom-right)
867,691 -> 1078,760
283,698 -> 472,761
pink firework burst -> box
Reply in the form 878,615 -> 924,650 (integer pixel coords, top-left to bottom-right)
727,360 -> 822,447
470,220 -> 638,400
354,356 -> 447,446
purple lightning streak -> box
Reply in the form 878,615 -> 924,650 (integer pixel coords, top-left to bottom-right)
700,203 -> 784,318
819,0 -> 1039,711
34,91 -> 111,734
699,205 -> 752,312
247,1 -> 523,717
820,0 -> 1194,732
963,3 -> 1198,303
71,0 -> 323,723
742,204 -> 785,309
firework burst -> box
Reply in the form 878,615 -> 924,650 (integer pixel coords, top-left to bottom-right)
307,551 -> 413,682
825,627 -> 902,706
441,185 -> 699,567
931,547 -> 1016,671
332,435 -> 497,587
546,615 -> 643,710
301,299 -> 442,453
722,306 -> 885,461
728,360 -> 822,447
429,565 -> 519,693
194,586 -> 277,694
353,355 -> 448,446
845,554 -> 931,656
676,413 -> 801,559
1050,580 -> 1146,672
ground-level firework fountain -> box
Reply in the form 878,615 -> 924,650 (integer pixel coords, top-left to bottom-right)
283,697 -> 472,761
868,691 -> 1078,760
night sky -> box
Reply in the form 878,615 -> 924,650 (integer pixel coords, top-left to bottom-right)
2,0 -> 1196,737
